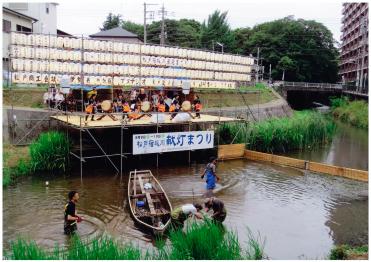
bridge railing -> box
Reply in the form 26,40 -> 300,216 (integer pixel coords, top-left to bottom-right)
282,81 -> 343,89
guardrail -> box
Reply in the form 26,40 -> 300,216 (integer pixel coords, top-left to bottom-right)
282,81 -> 343,90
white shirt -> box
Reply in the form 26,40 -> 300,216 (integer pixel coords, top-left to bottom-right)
181,204 -> 197,215
55,93 -> 64,101
130,90 -> 137,100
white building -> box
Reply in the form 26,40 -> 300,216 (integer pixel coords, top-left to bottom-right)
3,2 -> 58,35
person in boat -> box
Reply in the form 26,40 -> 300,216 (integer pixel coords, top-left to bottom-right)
201,157 -> 220,190
204,197 -> 227,223
64,191 -> 83,235
171,203 -> 203,229
85,94 -> 97,123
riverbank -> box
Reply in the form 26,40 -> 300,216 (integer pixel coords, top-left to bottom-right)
5,220 -> 264,260
330,245 -> 368,260
2,131 -> 69,187
3,84 -> 278,109
330,97 -> 368,129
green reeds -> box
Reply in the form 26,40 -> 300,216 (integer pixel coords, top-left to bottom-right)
6,221 -> 264,260
330,97 -> 368,129
218,111 -> 336,153
29,131 -> 70,172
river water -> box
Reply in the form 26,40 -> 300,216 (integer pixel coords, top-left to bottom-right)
3,159 -> 368,259
286,121 -> 368,171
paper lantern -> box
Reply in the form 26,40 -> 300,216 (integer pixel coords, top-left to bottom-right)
104,53 -> 111,63
148,45 -> 155,55
10,33 -> 18,44
113,42 -> 120,52
118,66 -> 124,75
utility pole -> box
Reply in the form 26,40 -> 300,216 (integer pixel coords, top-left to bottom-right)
143,3 -> 157,44
256,47 -> 260,83
159,4 -> 166,45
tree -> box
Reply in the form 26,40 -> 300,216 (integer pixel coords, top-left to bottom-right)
277,56 -> 296,81
236,16 -> 339,82
122,21 -> 144,40
200,10 -> 236,53
100,13 -> 123,31
146,19 -> 201,48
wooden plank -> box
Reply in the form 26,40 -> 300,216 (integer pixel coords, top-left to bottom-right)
137,175 -> 145,194
131,192 -> 164,199
133,170 -> 137,196
146,192 -> 156,216
218,144 -> 245,160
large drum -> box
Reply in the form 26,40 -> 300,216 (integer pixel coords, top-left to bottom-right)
181,101 -> 192,112
141,101 -> 151,112
101,100 -> 112,112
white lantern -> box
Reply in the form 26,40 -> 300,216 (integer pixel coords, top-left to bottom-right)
10,33 -> 17,44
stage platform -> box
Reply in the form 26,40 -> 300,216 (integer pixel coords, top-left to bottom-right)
51,113 -> 240,129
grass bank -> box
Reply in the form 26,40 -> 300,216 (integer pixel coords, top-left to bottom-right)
5,220 -> 264,260
329,245 -> 368,260
218,111 -> 336,153
3,84 -> 277,109
330,97 -> 368,129
3,131 -> 70,187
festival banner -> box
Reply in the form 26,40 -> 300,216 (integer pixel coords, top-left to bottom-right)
133,131 -> 214,155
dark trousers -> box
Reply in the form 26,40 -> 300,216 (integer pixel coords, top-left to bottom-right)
64,222 -> 77,235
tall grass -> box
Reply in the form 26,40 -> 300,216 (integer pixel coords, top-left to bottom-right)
6,221 -> 264,260
29,131 -> 70,172
218,111 -> 336,153
330,97 -> 368,129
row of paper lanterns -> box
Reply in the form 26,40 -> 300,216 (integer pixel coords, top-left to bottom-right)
11,32 -> 253,65
11,72 -> 238,89
10,46 -> 252,74
11,59 -> 249,81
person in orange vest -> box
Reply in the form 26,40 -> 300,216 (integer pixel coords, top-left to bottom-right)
128,101 -> 146,121
193,95 -> 202,119
122,100 -> 131,120
157,100 -> 166,113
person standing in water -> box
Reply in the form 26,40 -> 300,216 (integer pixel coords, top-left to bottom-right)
64,191 -> 83,235
201,157 -> 220,190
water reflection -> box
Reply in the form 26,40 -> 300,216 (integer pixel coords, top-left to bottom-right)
286,121 -> 368,170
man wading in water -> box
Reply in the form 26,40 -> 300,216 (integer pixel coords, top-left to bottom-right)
201,157 -> 220,191
64,191 -> 83,235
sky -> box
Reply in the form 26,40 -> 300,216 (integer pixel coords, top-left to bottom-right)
56,0 -> 343,42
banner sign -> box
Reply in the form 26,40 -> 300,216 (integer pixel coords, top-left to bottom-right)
133,131 -> 214,155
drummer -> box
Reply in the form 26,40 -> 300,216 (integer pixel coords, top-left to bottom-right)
85,94 -> 97,122
169,95 -> 180,120
192,95 -> 202,119
128,101 -> 146,121
137,88 -> 147,102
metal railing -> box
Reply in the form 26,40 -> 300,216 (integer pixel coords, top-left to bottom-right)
282,81 -> 343,90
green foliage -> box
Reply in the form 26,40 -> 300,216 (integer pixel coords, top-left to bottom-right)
218,111 -> 336,153
330,97 -> 368,129
236,16 -> 339,82
147,19 -> 202,48
3,167 -> 12,187
6,221 -> 264,260
100,13 -> 123,31
122,20 -> 144,39
29,131 -> 70,173
329,245 -> 368,260
200,10 -> 236,52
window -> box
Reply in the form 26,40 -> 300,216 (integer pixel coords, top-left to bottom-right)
16,24 -> 31,33
46,3 -> 50,14
3,20 -> 11,32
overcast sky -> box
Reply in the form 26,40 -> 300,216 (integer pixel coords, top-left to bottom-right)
56,0 -> 343,42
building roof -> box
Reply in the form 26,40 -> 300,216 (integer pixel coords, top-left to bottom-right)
3,6 -> 38,22
89,26 -> 138,38
57,29 -> 73,36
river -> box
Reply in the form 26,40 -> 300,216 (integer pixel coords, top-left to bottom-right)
3,122 -> 368,259
286,120 -> 368,171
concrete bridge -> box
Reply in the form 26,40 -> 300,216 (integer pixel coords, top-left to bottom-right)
278,81 -> 368,99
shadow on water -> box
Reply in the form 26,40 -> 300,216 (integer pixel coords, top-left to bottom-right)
3,157 -> 368,259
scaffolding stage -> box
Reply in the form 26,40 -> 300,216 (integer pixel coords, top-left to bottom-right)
51,112 -> 240,129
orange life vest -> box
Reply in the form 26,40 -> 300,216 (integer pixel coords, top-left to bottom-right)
158,104 -> 165,112
85,105 -> 93,113
169,104 -> 176,112
123,104 -> 130,113
195,103 -> 202,111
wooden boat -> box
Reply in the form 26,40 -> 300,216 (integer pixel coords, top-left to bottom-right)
128,169 -> 172,234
